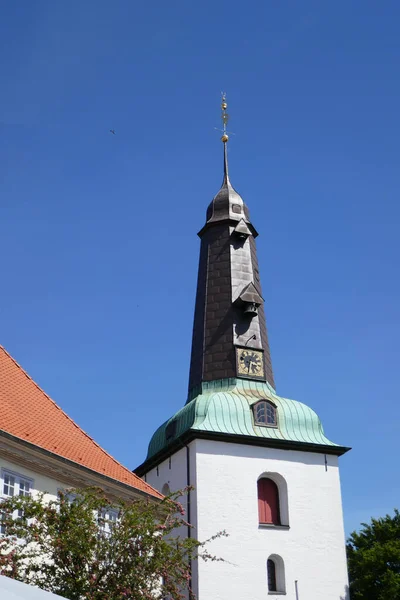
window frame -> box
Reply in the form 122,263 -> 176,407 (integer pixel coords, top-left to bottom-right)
57,489 -> 119,537
161,483 -> 171,496
257,473 -> 290,529
1,469 -> 33,500
0,469 -> 34,534
57,489 -> 79,505
267,554 -> 286,595
257,477 -> 281,526
98,507 -> 119,536
252,400 -> 278,428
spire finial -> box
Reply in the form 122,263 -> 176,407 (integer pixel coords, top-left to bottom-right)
221,92 -> 229,143
220,93 -> 230,182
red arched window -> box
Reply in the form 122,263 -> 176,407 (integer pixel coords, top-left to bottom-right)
258,478 -> 280,525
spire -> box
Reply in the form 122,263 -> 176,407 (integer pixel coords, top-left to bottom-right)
223,141 -> 229,184
221,93 -> 230,184
204,95 -> 252,227
188,95 -> 275,395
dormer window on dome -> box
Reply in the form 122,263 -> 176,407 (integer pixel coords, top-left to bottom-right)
165,420 -> 177,441
253,400 -> 277,427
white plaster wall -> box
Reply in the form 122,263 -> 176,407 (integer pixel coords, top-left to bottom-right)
192,439 -> 349,600
144,443 -> 199,597
0,455 -> 65,502
145,446 -> 188,499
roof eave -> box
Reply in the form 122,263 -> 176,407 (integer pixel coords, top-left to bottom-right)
0,429 -> 163,501
197,218 -> 258,238
135,429 -> 351,476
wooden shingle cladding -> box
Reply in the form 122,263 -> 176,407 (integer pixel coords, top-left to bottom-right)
188,152 -> 274,393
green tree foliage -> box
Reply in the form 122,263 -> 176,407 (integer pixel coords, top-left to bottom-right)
0,487 -> 226,600
347,509 -> 400,600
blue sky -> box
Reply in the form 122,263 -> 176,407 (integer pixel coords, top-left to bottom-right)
1,1 -> 399,535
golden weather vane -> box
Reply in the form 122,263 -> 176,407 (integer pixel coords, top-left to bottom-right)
215,92 -> 234,143
221,92 -> 229,143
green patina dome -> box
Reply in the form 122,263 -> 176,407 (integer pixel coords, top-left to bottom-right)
146,378 -> 346,461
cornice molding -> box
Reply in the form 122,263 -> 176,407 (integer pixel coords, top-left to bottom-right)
135,429 -> 351,476
0,430 -> 156,502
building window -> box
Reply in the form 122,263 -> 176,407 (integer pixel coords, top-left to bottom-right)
267,555 -> 286,594
2,471 -> 32,500
258,478 -> 280,525
1,470 -> 33,533
57,490 -> 118,537
63,490 -> 77,504
267,559 -> 277,592
253,400 -> 277,427
3,473 -> 15,497
98,507 -> 118,536
166,420 -> 177,440
161,483 -> 171,496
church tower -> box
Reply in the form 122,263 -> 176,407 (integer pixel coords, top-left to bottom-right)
136,97 -> 350,600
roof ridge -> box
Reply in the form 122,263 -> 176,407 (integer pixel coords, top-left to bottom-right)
0,346 -> 161,497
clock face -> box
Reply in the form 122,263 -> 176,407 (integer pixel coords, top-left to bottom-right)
236,348 -> 265,380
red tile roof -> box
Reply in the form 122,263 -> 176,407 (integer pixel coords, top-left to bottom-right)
0,346 -> 162,499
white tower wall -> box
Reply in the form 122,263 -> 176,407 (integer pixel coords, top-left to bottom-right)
145,438 -> 349,600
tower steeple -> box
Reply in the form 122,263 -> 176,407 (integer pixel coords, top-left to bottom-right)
188,95 -> 275,395
137,92 -> 348,473
136,97 -> 350,600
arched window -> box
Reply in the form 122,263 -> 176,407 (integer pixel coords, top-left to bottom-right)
161,483 -> 171,496
267,559 -> 277,592
253,400 -> 277,427
258,478 -> 280,525
267,555 -> 286,594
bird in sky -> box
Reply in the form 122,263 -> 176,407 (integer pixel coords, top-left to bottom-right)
109,129 -> 115,135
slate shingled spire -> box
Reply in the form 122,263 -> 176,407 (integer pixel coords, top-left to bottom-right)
188,96 -> 275,395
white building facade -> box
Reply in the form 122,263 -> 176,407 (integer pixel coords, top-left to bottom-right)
0,344 -> 162,528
